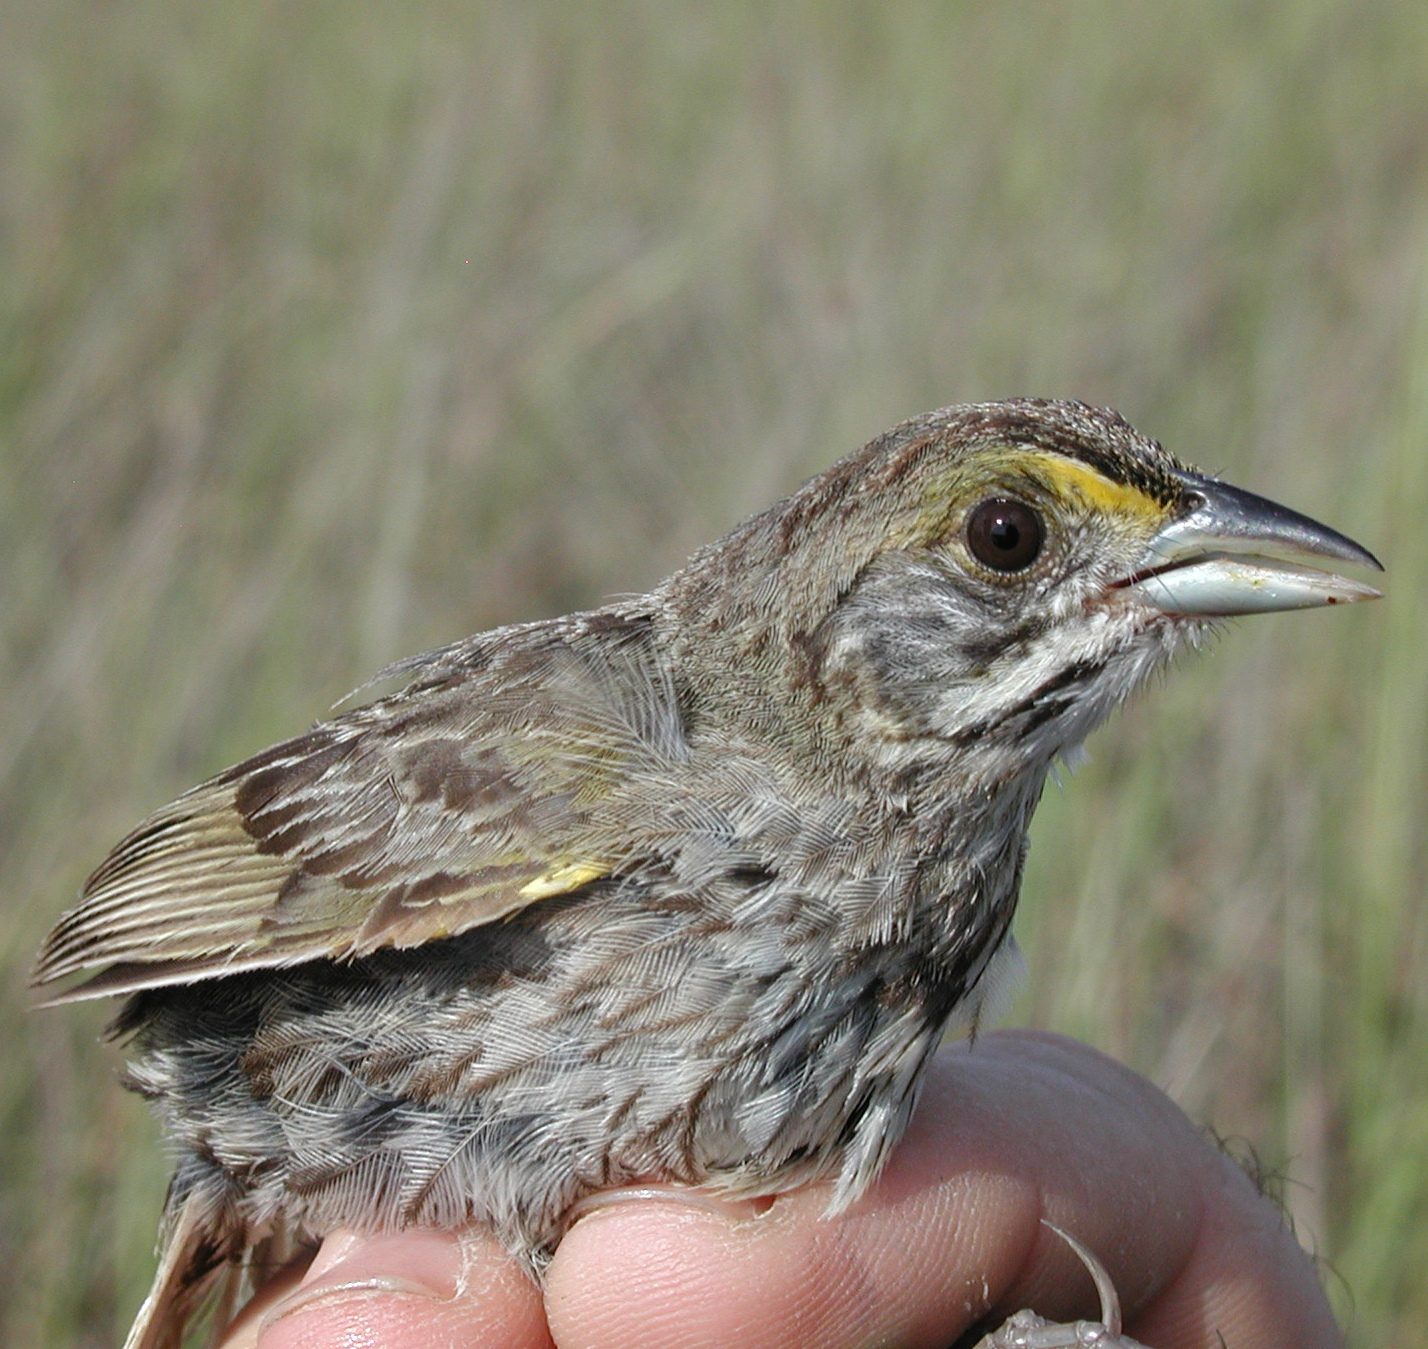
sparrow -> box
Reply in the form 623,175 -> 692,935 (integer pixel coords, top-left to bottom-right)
33,399 -> 1381,1348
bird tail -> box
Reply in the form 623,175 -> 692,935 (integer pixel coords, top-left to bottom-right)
122,1188 -> 228,1349
123,1186 -> 317,1349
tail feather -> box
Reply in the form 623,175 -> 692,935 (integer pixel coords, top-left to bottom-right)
124,1190 -> 318,1349
123,1189 -> 227,1349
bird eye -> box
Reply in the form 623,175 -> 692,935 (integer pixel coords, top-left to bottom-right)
965,498 -> 1044,572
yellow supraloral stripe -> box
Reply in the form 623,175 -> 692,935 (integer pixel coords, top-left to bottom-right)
1028,452 -> 1170,524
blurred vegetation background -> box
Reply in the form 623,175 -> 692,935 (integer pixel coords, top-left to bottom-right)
2,2 -> 1425,1344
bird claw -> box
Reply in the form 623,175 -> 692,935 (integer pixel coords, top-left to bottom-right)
973,1222 -> 1152,1349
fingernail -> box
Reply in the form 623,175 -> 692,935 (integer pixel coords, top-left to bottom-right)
259,1229 -> 465,1330
566,1185 -> 772,1230
262,1274 -> 447,1325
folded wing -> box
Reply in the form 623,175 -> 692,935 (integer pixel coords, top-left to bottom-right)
34,612 -> 686,1001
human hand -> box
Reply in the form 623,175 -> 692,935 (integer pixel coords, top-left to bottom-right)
215,1030 -> 1343,1349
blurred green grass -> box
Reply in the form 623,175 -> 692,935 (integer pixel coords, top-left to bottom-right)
3,3 -> 1425,1343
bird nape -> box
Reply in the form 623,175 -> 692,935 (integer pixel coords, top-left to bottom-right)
33,399 -> 1381,1349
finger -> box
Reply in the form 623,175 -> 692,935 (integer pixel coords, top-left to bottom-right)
546,1031 -> 1336,1349
217,1227 -> 552,1349
1132,1139 -> 1345,1349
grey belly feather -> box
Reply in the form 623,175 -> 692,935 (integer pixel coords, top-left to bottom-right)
118,877 -> 960,1270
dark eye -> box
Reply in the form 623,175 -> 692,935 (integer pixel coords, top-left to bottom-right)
965,497 -> 1044,572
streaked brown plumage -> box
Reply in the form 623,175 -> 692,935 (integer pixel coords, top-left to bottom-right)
34,400 -> 1381,1348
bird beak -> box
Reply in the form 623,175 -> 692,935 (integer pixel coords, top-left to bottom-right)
1120,469 -> 1384,615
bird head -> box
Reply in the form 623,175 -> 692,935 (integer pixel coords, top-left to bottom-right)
671,399 -> 1381,792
